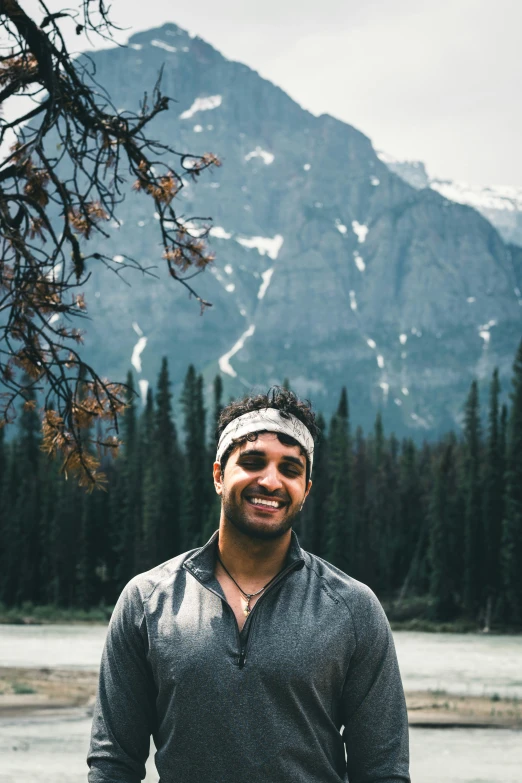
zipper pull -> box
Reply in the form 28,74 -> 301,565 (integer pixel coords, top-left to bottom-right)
239,649 -> 246,669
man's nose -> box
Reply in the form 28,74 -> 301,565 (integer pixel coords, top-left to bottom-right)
258,463 -> 283,492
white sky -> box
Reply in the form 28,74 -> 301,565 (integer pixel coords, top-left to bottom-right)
14,0 -> 522,186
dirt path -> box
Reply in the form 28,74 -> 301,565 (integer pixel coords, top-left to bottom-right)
1,667 -> 521,728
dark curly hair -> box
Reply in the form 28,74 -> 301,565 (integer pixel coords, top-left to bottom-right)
216,387 -> 319,483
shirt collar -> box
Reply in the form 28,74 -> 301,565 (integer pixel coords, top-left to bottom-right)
183,529 -> 305,582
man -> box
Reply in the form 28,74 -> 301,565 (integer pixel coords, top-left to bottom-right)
88,388 -> 410,783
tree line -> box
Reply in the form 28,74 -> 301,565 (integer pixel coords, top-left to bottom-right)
1,340 -> 521,629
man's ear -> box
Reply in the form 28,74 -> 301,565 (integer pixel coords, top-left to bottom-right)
213,461 -> 223,496
300,479 -> 312,510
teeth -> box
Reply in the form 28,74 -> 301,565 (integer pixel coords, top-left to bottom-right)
250,497 -> 281,508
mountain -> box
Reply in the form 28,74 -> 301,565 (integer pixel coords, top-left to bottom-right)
75,23 -> 522,435
380,153 -> 522,248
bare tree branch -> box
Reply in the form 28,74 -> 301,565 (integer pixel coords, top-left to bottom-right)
0,0 -> 220,488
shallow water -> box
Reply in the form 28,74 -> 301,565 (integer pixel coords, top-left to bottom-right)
1,625 -> 522,781
2,625 -> 522,698
0,711 -> 521,783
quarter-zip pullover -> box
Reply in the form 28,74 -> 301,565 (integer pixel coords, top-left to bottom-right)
88,532 -> 410,783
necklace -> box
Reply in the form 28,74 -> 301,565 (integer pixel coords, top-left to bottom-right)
216,553 -> 280,617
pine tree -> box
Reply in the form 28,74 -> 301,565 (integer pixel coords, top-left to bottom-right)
300,413 -> 327,556
139,387 -> 161,571
482,369 -> 504,625
352,425 -> 370,584
395,439 -> 422,589
429,441 -> 458,620
115,372 -> 140,587
13,387 -> 43,604
155,359 -> 182,558
324,389 -> 351,573
462,380 -> 483,617
180,366 -> 207,549
501,340 -> 522,625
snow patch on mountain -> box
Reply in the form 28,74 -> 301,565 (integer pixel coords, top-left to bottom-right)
210,226 -> 232,240
138,379 -> 149,402
353,251 -> 366,272
352,221 -> 368,243
151,39 -> 177,53
131,336 -> 147,373
236,234 -> 283,260
245,147 -> 274,165
258,268 -> 274,300
180,95 -> 222,120
219,324 -> 256,378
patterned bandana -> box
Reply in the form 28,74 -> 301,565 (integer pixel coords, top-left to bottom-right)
216,408 -> 314,475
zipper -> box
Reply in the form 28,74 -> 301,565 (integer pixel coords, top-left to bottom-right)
186,559 -> 303,669
234,559 -> 302,669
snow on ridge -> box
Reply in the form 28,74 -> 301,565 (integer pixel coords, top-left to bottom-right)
131,336 -> 147,373
245,147 -> 274,165
353,251 -> 366,272
180,95 -> 222,120
151,39 -> 177,53
236,234 -> 283,260
219,324 -> 256,378
376,150 -> 398,165
352,220 -> 368,243
210,226 -> 232,240
258,268 -> 274,300
431,179 -> 522,212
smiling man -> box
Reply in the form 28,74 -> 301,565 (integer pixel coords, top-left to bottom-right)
88,388 -> 410,783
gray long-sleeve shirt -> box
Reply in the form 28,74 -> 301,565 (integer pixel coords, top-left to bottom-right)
88,531 -> 410,783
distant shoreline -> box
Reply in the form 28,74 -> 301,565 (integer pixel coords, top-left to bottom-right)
0,667 -> 520,729
2,606 -> 522,635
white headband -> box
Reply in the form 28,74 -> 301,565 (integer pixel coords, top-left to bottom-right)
216,409 -> 314,475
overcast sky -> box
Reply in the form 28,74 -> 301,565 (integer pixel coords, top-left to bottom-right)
17,0 -> 522,186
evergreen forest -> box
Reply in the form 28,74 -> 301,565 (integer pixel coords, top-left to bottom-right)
1,340 -> 522,630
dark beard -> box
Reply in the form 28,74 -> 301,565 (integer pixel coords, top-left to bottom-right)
221,490 -> 301,541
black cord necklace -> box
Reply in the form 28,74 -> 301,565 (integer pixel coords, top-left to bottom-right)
216,553 -> 281,617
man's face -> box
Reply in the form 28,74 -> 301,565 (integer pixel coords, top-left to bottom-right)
213,432 -> 312,541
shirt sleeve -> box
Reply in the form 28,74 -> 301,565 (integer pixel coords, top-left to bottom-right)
87,579 -> 157,783
340,587 -> 410,783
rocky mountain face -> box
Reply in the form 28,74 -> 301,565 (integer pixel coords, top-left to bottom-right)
381,153 -> 522,248
77,23 -> 522,435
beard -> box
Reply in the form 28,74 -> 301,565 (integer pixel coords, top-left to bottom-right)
221,488 -> 303,541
